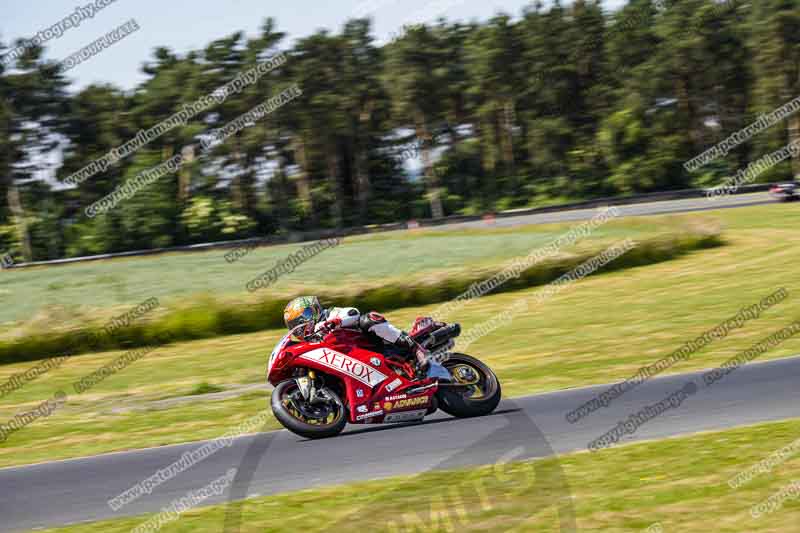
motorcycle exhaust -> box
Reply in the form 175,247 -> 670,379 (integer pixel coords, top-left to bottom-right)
424,323 -> 461,348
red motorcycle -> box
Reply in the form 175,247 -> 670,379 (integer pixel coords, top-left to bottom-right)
267,317 -> 501,439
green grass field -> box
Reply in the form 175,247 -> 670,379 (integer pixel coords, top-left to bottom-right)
0,214 -> 691,329
0,204 -> 798,468
40,417 -> 800,532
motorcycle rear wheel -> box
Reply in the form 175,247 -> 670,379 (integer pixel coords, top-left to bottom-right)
436,353 -> 501,418
271,380 -> 347,439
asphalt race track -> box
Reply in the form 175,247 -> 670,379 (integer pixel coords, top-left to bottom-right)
2,353 -> 799,531
449,191 -> 772,230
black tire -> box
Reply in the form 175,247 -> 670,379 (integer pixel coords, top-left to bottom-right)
436,353 -> 501,418
271,380 -> 347,439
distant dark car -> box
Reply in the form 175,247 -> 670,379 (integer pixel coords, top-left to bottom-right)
770,183 -> 799,202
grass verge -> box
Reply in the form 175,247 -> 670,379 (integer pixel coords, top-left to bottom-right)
40,417 -> 800,532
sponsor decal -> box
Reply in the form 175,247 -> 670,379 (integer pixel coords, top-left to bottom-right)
356,405 -> 368,413
373,402 -> 381,411
385,378 -> 402,392
299,348 -> 388,387
384,396 -> 429,411
370,357 -> 381,367
385,394 -> 408,401
383,409 -> 426,423
356,410 -> 383,421
356,389 -> 364,398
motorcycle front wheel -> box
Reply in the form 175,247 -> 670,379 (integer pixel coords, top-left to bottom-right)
436,353 -> 501,418
271,380 -> 347,439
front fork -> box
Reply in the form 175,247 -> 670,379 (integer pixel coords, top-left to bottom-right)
294,370 -> 334,405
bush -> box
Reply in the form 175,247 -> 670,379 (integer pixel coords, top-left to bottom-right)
0,227 -> 725,366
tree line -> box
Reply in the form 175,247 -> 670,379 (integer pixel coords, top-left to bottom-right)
0,0 -> 798,261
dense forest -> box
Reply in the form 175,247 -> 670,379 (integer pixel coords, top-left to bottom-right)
1,0 -> 799,261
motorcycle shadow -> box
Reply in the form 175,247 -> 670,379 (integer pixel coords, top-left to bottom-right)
291,407 -> 523,442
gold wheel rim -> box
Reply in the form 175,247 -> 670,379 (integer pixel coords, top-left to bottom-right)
451,363 -> 487,399
282,389 -> 339,425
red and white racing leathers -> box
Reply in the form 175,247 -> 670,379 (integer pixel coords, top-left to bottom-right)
316,307 -> 429,367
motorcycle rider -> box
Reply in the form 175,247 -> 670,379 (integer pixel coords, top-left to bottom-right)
283,296 -> 431,373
